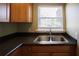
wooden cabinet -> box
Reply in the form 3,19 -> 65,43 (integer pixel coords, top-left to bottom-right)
0,4 -> 10,22
31,45 -> 75,53
21,45 -> 31,56
10,3 -> 32,22
9,45 -> 76,56
31,45 -> 76,56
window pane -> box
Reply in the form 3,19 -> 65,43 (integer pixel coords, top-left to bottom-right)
38,18 -> 52,28
38,18 -> 63,28
37,5 -> 64,31
38,6 -> 63,17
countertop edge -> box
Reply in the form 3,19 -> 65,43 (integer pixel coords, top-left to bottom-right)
5,43 -> 23,56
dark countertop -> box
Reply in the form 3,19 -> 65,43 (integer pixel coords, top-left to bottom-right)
0,32 -> 77,56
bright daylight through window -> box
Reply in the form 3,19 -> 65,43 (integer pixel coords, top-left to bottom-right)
37,4 -> 64,32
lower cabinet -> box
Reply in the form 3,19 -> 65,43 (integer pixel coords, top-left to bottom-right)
31,45 -> 76,56
21,45 -> 31,56
9,44 -> 76,56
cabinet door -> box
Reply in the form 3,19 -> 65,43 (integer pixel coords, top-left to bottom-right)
0,4 -> 9,22
11,3 -> 32,22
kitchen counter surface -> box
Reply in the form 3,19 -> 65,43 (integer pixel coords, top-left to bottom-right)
0,33 -> 77,56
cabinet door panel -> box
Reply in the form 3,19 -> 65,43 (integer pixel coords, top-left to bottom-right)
11,3 -> 32,22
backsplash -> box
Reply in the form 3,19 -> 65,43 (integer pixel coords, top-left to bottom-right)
17,23 -> 32,32
0,23 -> 17,37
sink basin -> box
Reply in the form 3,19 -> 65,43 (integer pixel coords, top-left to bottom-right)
33,35 -> 69,44
36,36 -> 50,41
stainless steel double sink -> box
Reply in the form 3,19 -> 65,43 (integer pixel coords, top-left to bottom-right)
33,35 -> 69,44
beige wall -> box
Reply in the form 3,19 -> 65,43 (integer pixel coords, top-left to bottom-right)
66,3 -> 79,55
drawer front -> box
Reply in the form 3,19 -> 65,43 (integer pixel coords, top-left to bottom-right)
32,46 -> 73,53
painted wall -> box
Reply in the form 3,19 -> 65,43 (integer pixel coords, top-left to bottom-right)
0,23 -> 17,37
66,3 -> 79,55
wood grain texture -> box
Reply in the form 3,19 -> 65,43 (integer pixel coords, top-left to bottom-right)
31,46 -> 75,53
10,3 -> 32,22
9,45 -> 76,56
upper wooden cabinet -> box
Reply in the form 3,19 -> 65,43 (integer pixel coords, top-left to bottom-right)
0,4 -> 10,22
10,3 -> 32,22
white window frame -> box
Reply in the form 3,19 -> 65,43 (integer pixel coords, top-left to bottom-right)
37,4 -> 64,32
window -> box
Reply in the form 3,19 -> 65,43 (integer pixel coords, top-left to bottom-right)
37,4 -> 64,31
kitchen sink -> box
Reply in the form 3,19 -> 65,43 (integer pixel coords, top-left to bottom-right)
33,35 -> 69,44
